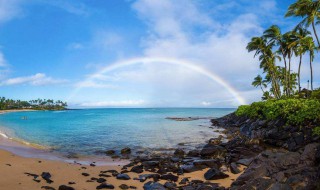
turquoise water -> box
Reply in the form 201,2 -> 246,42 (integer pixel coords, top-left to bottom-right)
0,108 -> 234,156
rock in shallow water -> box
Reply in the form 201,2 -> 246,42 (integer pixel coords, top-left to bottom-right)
121,147 -> 131,154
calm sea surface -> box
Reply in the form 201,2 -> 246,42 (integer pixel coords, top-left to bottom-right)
0,108 -> 234,156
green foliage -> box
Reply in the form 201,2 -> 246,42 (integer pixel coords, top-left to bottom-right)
313,127 -> 320,136
311,88 -> 320,99
0,97 -> 67,111
236,99 -> 320,126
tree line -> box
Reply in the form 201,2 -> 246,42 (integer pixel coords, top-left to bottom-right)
248,0 -> 320,100
0,97 -> 67,110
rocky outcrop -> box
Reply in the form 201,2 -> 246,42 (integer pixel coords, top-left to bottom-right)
212,113 -> 320,190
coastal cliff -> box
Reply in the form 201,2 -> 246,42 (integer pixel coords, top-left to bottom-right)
212,113 -> 320,189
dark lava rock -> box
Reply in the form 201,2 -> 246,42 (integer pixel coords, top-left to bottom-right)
187,150 -> 200,157
33,179 -> 41,183
193,159 -> 220,168
41,186 -> 56,190
236,158 -> 253,166
100,170 -> 119,176
181,164 -> 206,173
41,172 -> 53,183
160,173 -> 179,182
97,178 -> 107,183
204,168 -> 229,180
269,182 -> 293,190
58,185 -> 75,190
99,174 -> 111,177
142,161 -> 159,167
200,144 -> 226,159
174,149 -> 185,157
131,165 -> 144,173
121,147 -> 131,154
25,172 -> 39,179
90,163 -> 96,167
96,183 -> 115,189
143,181 -> 166,190
129,186 -> 137,189
164,182 -> 176,189
82,172 -> 90,177
138,174 -> 160,182
179,178 -> 189,185
68,182 -> 76,185
230,162 -> 240,174
117,173 -> 131,180
106,150 -> 115,155
119,184 -> 129,189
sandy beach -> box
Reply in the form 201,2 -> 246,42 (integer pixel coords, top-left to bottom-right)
0,109 -> 245,189
0,147 -> 244,190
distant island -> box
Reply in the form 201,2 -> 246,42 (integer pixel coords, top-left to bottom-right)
0,97 -> 67,111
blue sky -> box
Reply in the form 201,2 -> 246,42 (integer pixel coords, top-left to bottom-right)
0,0 -> 318,108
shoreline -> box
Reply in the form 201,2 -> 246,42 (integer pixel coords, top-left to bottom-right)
0,113 -> 246,189
0,109 -> 37,114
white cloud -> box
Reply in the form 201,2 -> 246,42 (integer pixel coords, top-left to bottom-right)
130,0 -> 264,105
0,0 -> 23,23
44,0 -> 89,16
80,100 -> 145,107
201,101 -> 211,106
0,73 -> 67,86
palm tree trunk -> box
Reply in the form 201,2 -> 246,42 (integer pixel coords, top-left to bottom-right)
281,51 -> 288,96
310,53 -> 313,91
312,21 -> 320,47
298,55 -> 302,93
288,53 -> 292,96
260,85 -> 265,94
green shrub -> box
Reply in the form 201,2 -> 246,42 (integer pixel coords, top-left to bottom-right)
313,127 -> 320,136
236,99 -> 320,126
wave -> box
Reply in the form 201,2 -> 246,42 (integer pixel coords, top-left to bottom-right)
0,131 -> 9,139
0,128 -> 49,150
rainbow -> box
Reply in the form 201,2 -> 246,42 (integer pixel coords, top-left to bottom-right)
69,57 -> 247,105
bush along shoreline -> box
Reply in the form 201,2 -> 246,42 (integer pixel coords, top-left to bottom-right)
211,104 -> 320,189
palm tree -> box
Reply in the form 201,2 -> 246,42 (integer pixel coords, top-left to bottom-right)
291,27 -> 311,92
247,37 -> 282,98
302,36 -> 316,91
252,75 -> 267,93
286,0 -> 320,47
282,31 -> 299,95
263,25 -> 290,95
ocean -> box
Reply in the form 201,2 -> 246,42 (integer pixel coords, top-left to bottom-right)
0,108 -> 234,157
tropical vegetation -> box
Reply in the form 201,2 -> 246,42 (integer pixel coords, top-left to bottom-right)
248,0 -> 320,98
0,97 -> 67,110
239,0 -> 320,135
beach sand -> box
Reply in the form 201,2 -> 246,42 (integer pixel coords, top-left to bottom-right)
0,109 -> 35,114
0,148 -> 244,190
